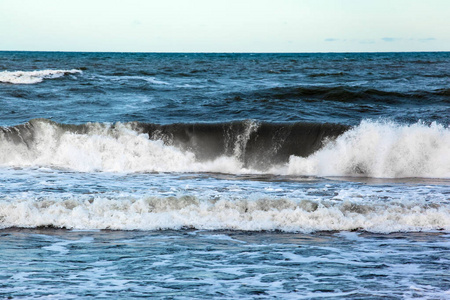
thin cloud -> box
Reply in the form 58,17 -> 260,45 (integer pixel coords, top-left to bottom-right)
381,37 -> 436,43
325,38 -> 375,44
382,37 -> 402,42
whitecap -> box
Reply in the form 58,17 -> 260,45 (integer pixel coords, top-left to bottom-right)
0,69 -> 82,84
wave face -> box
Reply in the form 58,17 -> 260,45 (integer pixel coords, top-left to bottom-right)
0,119 -> 348,172
0,119 -> 448,178
0,69 -> 82,84
1,196 -> 448,232
135,120 -> 349,168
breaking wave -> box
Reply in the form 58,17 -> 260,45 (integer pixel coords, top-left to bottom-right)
0,69 -> 82,84
287,120 -> 450,178
1,195 -> 448,232
0,119 -> 347,173
0,119 -> 448,178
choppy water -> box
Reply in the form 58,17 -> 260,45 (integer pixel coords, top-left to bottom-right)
0,51 -> 449,299
1,229 -> 449,299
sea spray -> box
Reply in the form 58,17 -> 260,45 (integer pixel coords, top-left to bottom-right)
287,120 -> 450,178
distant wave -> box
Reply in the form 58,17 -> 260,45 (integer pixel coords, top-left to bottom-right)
234,85 -> 450,104
0,69 -> 82,84
0,119 -> 449,178
1,195 -> 448,232
307,72 -> 345,78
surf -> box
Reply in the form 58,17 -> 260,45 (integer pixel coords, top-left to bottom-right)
1,195 -> 449,232
0,118 -> 448,178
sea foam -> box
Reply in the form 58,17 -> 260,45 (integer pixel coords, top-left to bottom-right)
287,121 -> 450,178
1,196 -> 449,232
0,119 -> 244,173
0,69 -> 82,84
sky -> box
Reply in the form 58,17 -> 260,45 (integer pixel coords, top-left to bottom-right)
0,0 -> 449,52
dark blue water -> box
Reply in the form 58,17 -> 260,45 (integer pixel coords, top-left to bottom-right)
1,52 -> 449,126
0,52 -> 449,299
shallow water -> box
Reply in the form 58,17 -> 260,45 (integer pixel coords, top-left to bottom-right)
1,229 -> 449,299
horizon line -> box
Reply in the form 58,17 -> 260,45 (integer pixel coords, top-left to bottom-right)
1,50 -> 449,54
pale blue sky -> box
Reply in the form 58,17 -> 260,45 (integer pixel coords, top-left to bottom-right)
0,0 -> 449,52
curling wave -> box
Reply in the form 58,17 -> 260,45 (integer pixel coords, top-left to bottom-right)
0,69 -> 82,84
0,119 -> 347,172
0,119 -> 448,178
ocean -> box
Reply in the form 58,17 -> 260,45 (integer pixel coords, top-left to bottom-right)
0,51 -> 449,299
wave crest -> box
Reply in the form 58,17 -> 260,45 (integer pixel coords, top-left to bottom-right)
0,69 -> 82,84
236,85 -> 450,104
287,121 -> 450,178
0,119 -> 449,178
1,196 -> 448,233
0,119 -> 347,173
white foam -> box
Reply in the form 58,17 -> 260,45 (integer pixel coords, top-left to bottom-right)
287,120 -> 450,178
0,69 -> 82,84
0,120 -> 244,173
42,236 -> 94,255
0,196 -> 449,233
0,120 -> 449,178
108,75 -> 169,85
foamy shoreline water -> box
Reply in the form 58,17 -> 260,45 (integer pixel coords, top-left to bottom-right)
1,195 -> 449,232
1,228 -> 449,299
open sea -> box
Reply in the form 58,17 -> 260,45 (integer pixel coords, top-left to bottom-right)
0,51 -> 449,299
